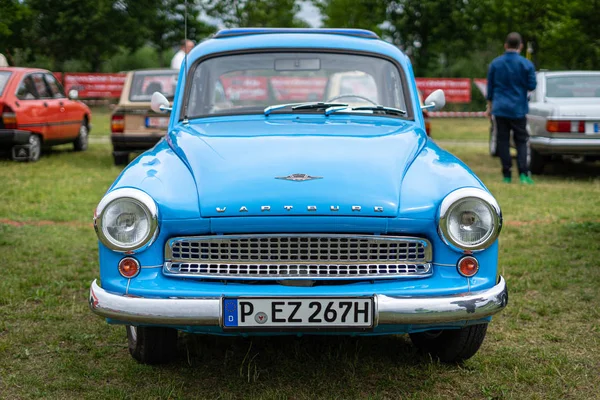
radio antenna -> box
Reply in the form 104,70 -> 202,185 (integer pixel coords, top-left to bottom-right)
182,0 -> 189,124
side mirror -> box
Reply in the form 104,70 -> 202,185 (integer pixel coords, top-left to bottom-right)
68,89 -> 78,100
151,92 -> 171,113
422,89 -> 446,111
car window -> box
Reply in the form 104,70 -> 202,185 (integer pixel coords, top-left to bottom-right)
0,71 -> 11,96
31,73 -> 52,99
44,73 -> 65,98
546,75 -> 600,98
16,75 -> 39,100
129,71 -> 178,102
186,52 -> 409,119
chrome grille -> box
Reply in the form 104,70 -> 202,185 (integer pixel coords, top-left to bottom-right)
164,234 -> 432,280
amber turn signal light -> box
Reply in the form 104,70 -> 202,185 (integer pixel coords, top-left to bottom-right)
118,257 -> 140,278
457,256 -> 479,277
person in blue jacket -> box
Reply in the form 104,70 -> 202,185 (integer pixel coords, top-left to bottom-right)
486,32 -> 537,184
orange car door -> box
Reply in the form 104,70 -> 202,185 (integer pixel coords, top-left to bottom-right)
44,73 -> 80,139
14,74 -> 51,138
31,73 -> 63,141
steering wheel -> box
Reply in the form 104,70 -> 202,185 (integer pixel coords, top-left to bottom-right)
326,94 -> 378,105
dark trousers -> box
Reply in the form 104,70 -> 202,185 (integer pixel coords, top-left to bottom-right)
495,116 -> 529,177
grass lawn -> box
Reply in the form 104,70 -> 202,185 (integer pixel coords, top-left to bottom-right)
1,116 -> 599,399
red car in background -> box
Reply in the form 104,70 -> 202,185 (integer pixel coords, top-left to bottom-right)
0,67 -> 91,161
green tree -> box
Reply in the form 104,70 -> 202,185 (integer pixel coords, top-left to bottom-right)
145,0 -> 215,67
25,0 -> 152,71
206,0 -> 309,28
313,0 -> 387,35
0,0 -> 33,65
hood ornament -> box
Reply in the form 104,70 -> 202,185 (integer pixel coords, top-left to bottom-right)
275,173 -> 322,182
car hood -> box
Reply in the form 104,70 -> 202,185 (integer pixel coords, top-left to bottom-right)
167,117 -> 427,218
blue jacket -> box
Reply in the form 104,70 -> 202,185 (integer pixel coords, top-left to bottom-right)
487,51 -> 536,119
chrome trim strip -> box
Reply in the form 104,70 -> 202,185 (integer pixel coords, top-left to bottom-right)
163,262 -> 432,280
544,116 -> 600,121
89,277 -> 508,326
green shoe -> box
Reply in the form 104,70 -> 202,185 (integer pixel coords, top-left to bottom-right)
520,173 -> 534,185
502,177 -> 512,184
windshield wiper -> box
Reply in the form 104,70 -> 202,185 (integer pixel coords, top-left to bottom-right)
264,102 -> 348,116
326,105 -> 407,116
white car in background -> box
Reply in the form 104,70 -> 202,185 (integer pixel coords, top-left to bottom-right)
526,71 -> 600,173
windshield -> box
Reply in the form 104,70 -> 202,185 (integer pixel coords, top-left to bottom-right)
546,75 -> 600,98
185,52 -> 409,118
129,70 -> 178,102
0,71 -> 11,96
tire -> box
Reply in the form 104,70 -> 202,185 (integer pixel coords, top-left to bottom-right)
409,324 -> 488,363
73,120 -> 89,151
126,325 -> 178,364
529,146 -> 545,175
113,153 -> 129,166
489,117 -> 498,157
27,134 -> 42,162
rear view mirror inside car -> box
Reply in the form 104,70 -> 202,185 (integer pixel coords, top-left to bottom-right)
274,58 -> 320,71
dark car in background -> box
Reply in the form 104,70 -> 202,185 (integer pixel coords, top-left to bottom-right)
0,67 -> 91,161
110,69 -> 177,165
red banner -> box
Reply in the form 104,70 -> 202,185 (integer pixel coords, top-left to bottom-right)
416,78 -> 471,103
270,77 -> 327,101
220,76 -> 269,101
61,73 -> 126,99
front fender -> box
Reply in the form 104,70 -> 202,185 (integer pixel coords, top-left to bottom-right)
108,140 -> 200,220
399,141 -> 486,220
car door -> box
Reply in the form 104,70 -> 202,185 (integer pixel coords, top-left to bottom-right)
30,73 -> 63,141
14,74 -> 51,138
44,73 -> 80,139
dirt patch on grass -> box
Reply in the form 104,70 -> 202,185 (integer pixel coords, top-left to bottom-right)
0,218 -> 89,228
504,218 -> 600,227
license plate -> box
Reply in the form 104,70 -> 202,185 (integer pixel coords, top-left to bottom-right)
223,297 -> 373,329
145,116 -> 169,128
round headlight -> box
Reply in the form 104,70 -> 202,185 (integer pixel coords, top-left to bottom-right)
438,188 -> 501,251
94,188 -> 159,252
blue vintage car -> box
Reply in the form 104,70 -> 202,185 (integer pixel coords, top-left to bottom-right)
90,28 -> 508,364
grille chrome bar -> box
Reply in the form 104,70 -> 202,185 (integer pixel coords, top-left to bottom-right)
164,234 -> 432,280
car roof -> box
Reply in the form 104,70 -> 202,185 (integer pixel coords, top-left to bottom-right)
214,28 -> 380,39
540,70 -> 600,77
129,68 -> 178,73
0,67 -> 49,74
187,31 -> 408,68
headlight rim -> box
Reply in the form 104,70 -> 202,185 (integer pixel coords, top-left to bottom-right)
438,187 -> 502,251
94,188 -> 159,253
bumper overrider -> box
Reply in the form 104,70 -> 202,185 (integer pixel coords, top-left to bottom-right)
89,276 -> 508,327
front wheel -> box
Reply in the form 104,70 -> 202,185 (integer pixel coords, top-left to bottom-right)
73,121 -> 89,151
126,325 -> 178,364
409,324 -> 488,363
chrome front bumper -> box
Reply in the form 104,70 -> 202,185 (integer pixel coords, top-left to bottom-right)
530,136 -> 600,154
89,276 -> 508,327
